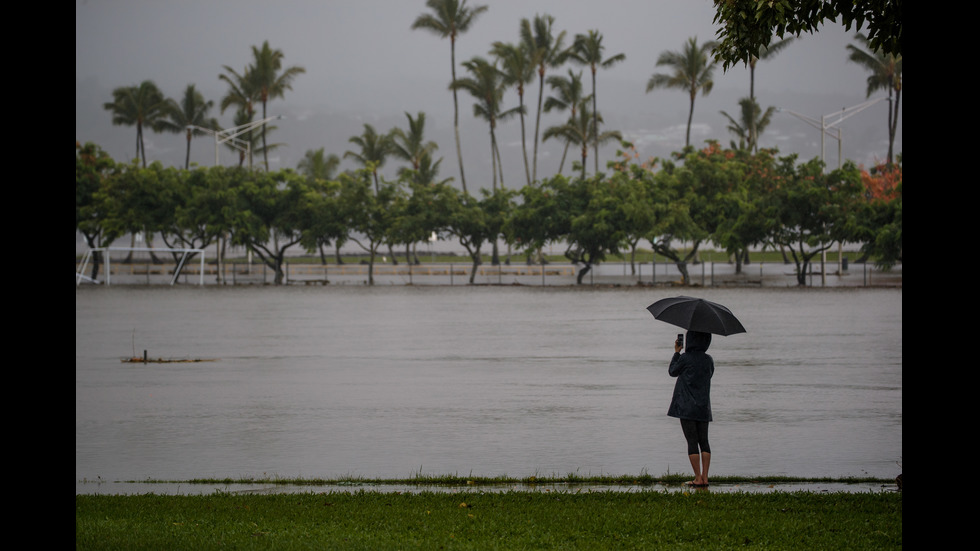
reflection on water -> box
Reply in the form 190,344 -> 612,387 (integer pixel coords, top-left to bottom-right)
76,286 -> 901,486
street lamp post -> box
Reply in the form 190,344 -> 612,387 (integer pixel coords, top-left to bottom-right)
777,98 -> 888,281
187,115 -> 283,170
778,97 -> 887,171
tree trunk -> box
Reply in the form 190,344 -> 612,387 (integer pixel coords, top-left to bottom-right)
676,261 -> 690,286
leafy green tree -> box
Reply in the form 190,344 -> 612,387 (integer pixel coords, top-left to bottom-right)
569,30 -> 626,175
76,142 -> 120,281
512,174 -> 625,284
101,162 -> 182,259
645,37 -> 719,150
230,169 -> 312,284
760,155 -> 865,285
509,177 -> 564,262
390,176 -> 456,265
563,176 -> 629,283
299,177 -> 347,266
712,0 -> 901,70
340,168 -> 400,285
491,41 -> 535,186
445,188 -> 514,281
700,146 -> 773,273
847,33 -> 902,165
103,80 -> 171,167
411,0 -> 489,194
247,41 -> 305,171
160,84 -> 219,169
642,146 -> 726,285
606,145 -> 670,276
520,14 -> 568,183
173,166 -> 244,281
543,69 -> 586,174
451,56 -> 521,191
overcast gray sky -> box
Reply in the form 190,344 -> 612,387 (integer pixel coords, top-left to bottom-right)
76,0 -> 901,184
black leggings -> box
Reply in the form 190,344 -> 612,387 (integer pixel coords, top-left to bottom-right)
680,419 -> 711,456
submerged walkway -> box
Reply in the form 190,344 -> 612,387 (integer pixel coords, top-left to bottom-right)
77,260 -> 902,288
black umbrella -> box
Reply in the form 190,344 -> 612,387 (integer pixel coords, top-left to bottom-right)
646,296 -> 746,336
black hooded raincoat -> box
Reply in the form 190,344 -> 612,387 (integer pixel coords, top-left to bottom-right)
667,330 -> 714,422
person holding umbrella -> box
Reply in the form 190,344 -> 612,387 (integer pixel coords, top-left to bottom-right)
668,330 -> 715,488
646,296 -> 746,489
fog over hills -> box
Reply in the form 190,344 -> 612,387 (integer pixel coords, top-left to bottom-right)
76,0 -> 902,191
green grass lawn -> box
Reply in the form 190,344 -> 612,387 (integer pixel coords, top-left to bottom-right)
76,489 -> 901,550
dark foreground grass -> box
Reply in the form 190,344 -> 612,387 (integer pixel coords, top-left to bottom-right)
76,490 -> 901,550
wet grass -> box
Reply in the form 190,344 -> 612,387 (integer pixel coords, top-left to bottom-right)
76,489 -> 901,550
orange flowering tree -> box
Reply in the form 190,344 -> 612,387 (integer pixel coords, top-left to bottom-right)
854,157 -> 902,268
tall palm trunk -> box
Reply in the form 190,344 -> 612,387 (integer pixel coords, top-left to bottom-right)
451,38 -> 467,193
591,70 -> 600,174
686,90 -> 697,148
261,98 -> 269,171
533,70 -> 545,182
887,88 -> 900,164
184,128 -> 193,169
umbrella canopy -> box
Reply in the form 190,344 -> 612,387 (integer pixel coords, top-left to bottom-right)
646,296 -> 746,336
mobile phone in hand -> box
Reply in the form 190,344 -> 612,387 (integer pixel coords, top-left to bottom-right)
676,333 -> 684,349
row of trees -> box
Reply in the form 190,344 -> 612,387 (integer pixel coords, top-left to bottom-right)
77,140 -> 902,287
99,0 -> 902,189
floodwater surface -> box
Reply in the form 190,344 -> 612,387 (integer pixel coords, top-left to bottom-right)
76,285 -> 902,490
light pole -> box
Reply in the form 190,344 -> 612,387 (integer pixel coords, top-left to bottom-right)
187,115 -> 283,170
778,97 -> 887,171
778,98 -> 888,280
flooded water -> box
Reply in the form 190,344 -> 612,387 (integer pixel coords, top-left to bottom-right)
76,285 -> 902,492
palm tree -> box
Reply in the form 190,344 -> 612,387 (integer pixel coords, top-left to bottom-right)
847,33 -> 902,165
218,65 -> 260,167
248,41 -> 305,171
491,41 -> 535,186
159,84 -> 218,169
543,69 -> 585,174
745,37 -> 794,151
344,124 -> 394,194
720,97 -> 776,152
543,98 -> 621,179
645,37 -> 719,149
451,56 -> 520,192
103,80 -> 171,167
410,151 -> 452,186
747,38 -> 795,102
390,111 -> 439,178
297,147 -> 340,181
569,30 -> 626,175
520,14 -> 569,182
411,0 -> 489,194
